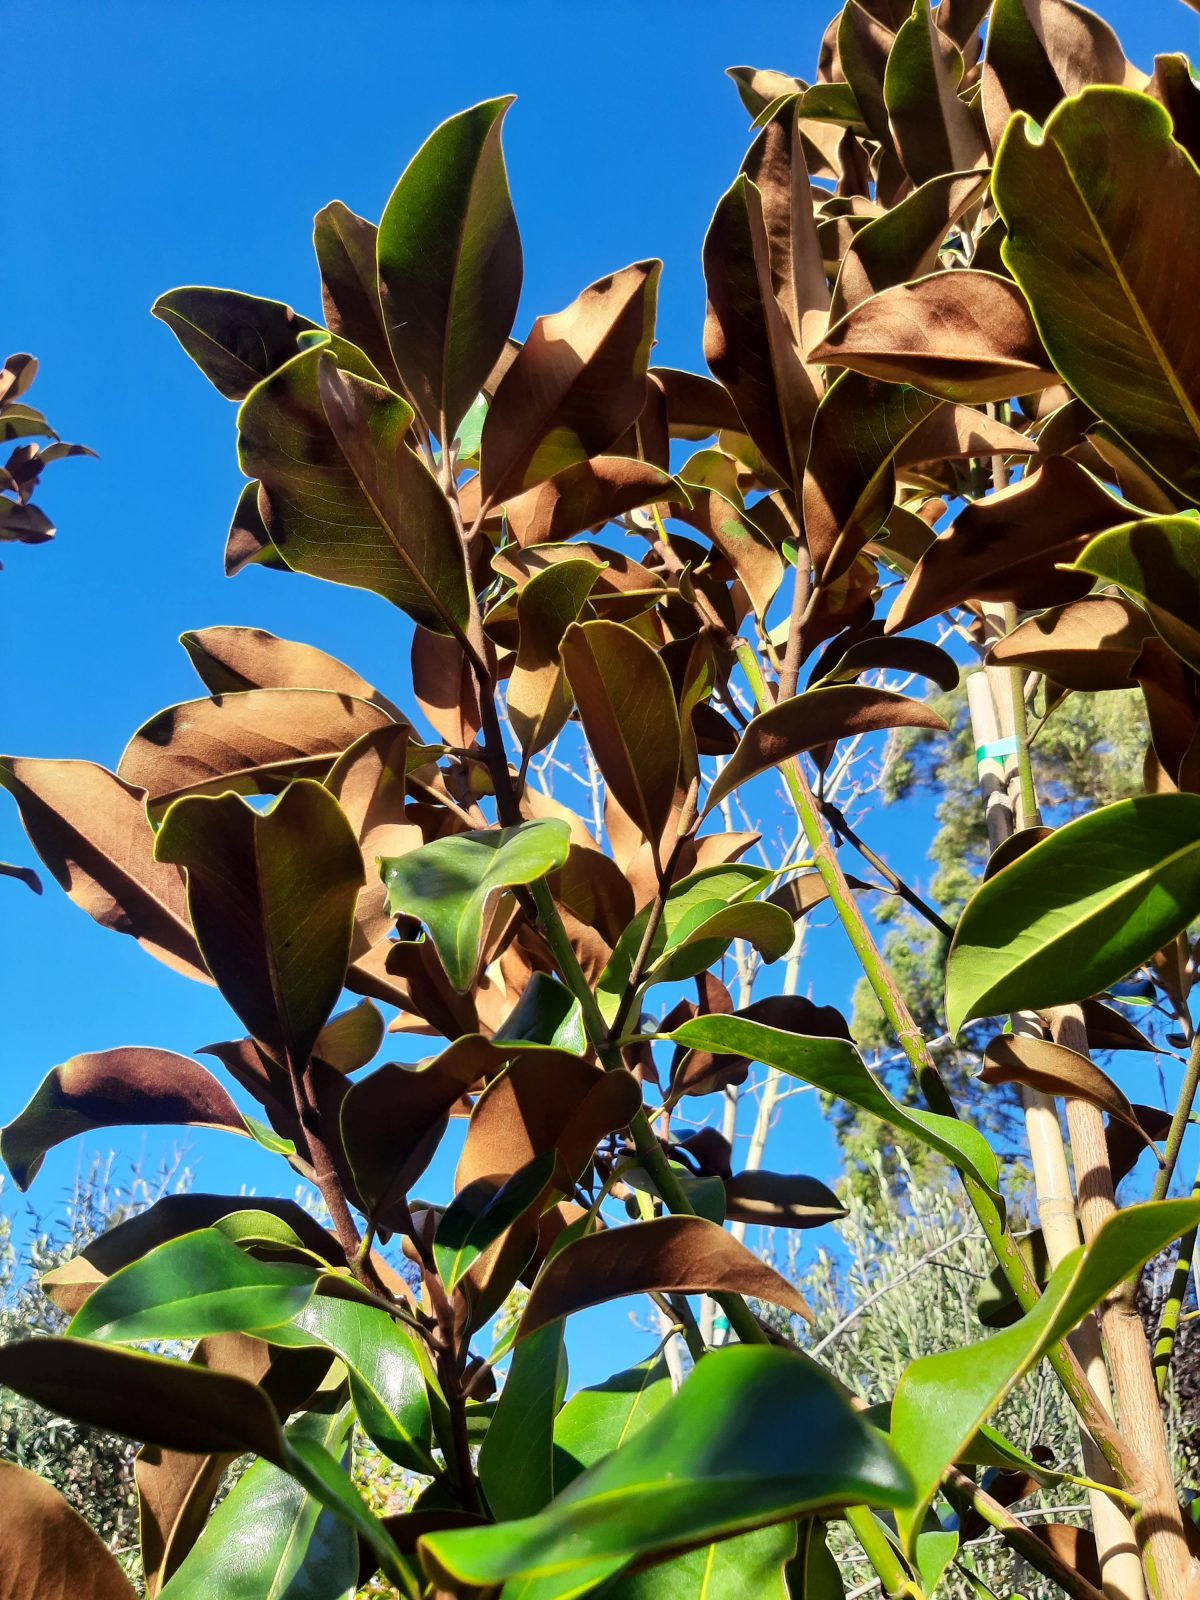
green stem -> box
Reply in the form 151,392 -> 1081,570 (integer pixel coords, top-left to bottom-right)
1154,1154 -> 1200,1396
731,638 -> 1134,1485
844,1507 -> 923,1600
942,1468 -> 1106,1600
1151,1030 -> 1200,1203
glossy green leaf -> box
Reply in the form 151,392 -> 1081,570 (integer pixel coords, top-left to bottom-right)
597,864 -> 773,1023
479,1320 -> 567,1521
155,780 -> 364,1066
493,971 -> 587,1054
152,287 -> 320,400
552,1353 -> 673,1492
313,997 -> 386,1073
788,1517 -> 845,1599
944,795 -> 1200,1036
377,98 -> 521,441
890,1197 -> 1200,1548
157,1402 -> 358,1600
642,900 -> 794,988
1073,514 -> 1200,670
667,1015 -> 1001,1199
237,348 -> 472,635
68,1227 -> 317,1343
283,1422 -> 418,1597
382,819 -> 571,991
435,1151 -> 557,1293
257,1294 -> 436,1476
594,1523 -> 798,1598
313,201 -> 401,389
994,88 -> 1200,500
560,619 -> 682,853
420,1346 -> 910,1596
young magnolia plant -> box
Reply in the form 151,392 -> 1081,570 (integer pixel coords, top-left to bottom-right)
5,1 -> 1200,1595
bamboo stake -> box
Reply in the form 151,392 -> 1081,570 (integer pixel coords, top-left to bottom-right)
966,649 -> 1146,1600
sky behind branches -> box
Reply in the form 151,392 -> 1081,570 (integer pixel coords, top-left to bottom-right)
4,0 -> 1198,1381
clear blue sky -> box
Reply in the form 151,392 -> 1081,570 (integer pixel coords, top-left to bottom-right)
4,0 -> 1198,1380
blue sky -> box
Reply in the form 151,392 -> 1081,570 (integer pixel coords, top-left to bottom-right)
4,0 -> 1198,1382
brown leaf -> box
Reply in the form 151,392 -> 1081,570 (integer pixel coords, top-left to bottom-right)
411,627 -> 482,749
704,175 -> 820,487
0,1460 -> 137,1600
503,456 -> 684,548
674,486 -> 785,618
481,262 -> 661,504
341,1038 -> 510,1223
980,1034 -> 1153,1144
1,1048 -> 244,1191
561,621 -> 681,853
492,541 -> 665,626
812,271 -> 1058,403
1076,998 -> 1156,1056
180,626 -> 404,719
507,559 -> 603,761
1027,1524 -> 1103,1590
767,870 -> 875,920
802,373 -> 944,584
0,757 -> 207,982
1107,1103 -> 1174,1188
829,169 -> 989,322
982,0 -> 1144,152
650,366 -> 744,439
518,1215 -> 813,1339
313,200 -> 401,389
885,458 -> 1134,632
118,687 -> 396,816
987,595 -> 1153,691
224,480 -> 285,576
0,1338 -> 287,1461
706,686 -> 947,811
983,825 -> 1054,881
547,843 -> 636,949
741,99 -> 830,345
1150,53 -> 1200,167
456,1054 -> 642,1327
723,1170 -> 848,1230
895,404 -> 1035,468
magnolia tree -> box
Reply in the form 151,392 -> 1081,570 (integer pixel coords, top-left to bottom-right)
4,1 -> 1200,1596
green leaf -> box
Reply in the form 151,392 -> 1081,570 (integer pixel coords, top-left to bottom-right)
1072,514 -> 1200,670
283,1421 -> 418,1597
377,98 -> 521,441
313,200 -> 400,389
915,1529 -> 959,1593
382,819 -> 571,991
67,1227 -> 317,1343
705,686 -> 948,813
944,795 -> 1200,1036
158,1402 -> 359,1600
560,620 -> 682,854
642,900 -> 794,989
155,780 -> 363,1066
420,1345 -> 910,1597
788,1518 -> 845,1599
666,1015 -> 1001,1200
994,87 -> 1200,501
594,1523 -> 798,1598
552,1354 -> 673,1492
152,287 -> 320,401
1,1047 -> 244,1191
237,348 -> 472,635
890,1197 -> 1200,1548
596,864 -> 773,1023
494,972 -> 587,1054
314,998 -> 386,1073
258,1294 -> 436,1476
435,1152 -> 557,1293
478,1320 -> 567,1521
